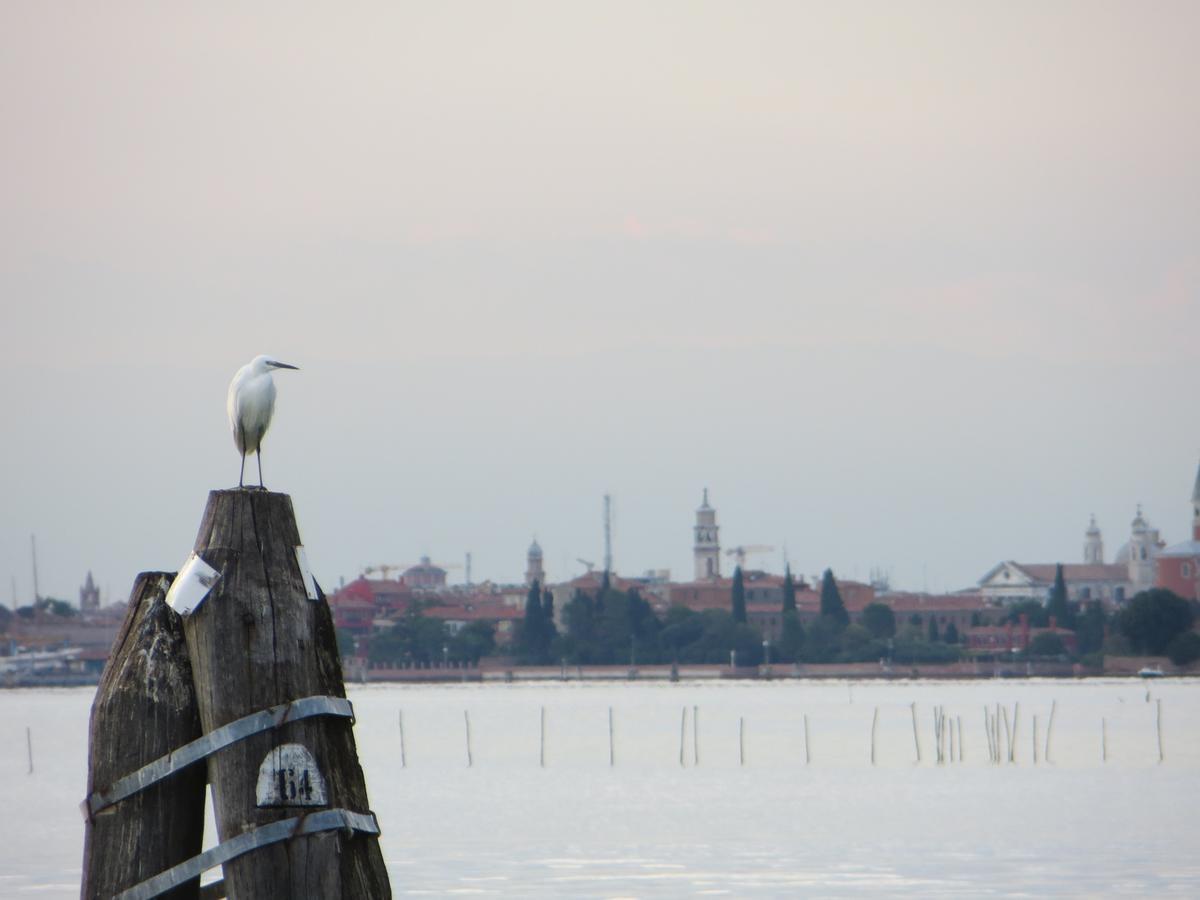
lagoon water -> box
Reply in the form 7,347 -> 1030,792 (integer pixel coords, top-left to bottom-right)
3,679 -> 1198,897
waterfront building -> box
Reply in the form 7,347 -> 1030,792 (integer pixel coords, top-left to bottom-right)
1154,457 -> 1200,601
978,507 -> 1166,608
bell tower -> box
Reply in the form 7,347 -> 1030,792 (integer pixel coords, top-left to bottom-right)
525,538 -> 545,587
1127,505 -> 1158,592
693,489 -> 721,581
1083,515 -> 1104,564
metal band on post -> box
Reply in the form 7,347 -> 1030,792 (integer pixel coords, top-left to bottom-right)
85,695 -> 354,817
115,808 -> 381,900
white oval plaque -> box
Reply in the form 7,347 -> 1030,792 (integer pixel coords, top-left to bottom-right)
255,743 -> 328,807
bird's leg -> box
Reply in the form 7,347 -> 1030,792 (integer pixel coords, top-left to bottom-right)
257,451 -> 265,489
239,450 -> 246,488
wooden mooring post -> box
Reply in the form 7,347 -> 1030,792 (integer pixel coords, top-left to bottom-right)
181,490 -> 390,898
82,571 -> 207,900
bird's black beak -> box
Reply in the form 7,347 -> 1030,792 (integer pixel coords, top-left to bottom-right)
267,360 -> 299,370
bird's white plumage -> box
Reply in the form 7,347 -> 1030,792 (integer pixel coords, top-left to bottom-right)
227,354 -> 298,487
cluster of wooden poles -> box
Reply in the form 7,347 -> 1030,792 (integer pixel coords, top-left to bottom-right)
389,699 -> 1167,768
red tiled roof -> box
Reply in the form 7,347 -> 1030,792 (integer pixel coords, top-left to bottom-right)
423,604 -> 522,622
329,592 -> 375,610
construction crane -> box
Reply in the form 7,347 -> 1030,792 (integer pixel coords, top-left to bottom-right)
362,564 -> 403,580
576,558 -> 596,573
725,545 -> 775,569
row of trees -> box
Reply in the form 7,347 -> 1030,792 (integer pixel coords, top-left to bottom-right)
512,568 -> 965,667
364,602 -> 497,667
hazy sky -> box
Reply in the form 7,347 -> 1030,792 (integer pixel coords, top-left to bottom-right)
2,2 -> 1198,606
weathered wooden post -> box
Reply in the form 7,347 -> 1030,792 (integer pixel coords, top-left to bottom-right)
180,489 -> 390,898
82,571 -> 207,900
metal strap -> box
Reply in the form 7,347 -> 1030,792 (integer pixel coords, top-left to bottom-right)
115,808 -> 381,900
86,695 -> 354,817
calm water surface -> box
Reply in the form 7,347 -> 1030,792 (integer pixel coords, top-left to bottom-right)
3,679 -> 1198,897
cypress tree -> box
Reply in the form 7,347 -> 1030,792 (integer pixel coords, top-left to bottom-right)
1046,563 -> 1072,628
928,616 -> 940,642
782,565 -> 797,614
731,565 -> 747,624
819,568 -> 849,630
522,579 -> 545,661
778,611 -> 804,662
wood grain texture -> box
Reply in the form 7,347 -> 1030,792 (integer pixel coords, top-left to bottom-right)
182,489 -> 390,899
82,571 -> 206,900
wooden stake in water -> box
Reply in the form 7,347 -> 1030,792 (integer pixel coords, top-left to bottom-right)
1045,699 -> 1057,763
948,710 -> 955,763
608,706 -> 614,767
983,706 -> 994,763
957,715 -> 964,762
540,705 -> 546,768
910,702 -> 921,763
1010,702 -> 1019,764
1101,717 -> 1107,763
693,705 -> 699,766
398,709 -> 407,768
871,706 -> 879,765
464,709 -> 474,767
26,726 -> 33,775
1001,705 -> 1012,764
679,706 -> 687,767
1156,699 -> 1164,763
803,713 -> 811,765
1032,714 -> 1039,765
739,716 -> 745,766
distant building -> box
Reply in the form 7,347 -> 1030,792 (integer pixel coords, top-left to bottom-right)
1084,515 -> 1103,564
1116,506 -> 1163,592
423,602 -> 523,644
978,508 -> 1167,608
525,538 -> 545,587
693,489 -> 721,581
401,557 -> 448,590
977,561 -> 1131,608
1154,457 -> 1200,602
79,571 -> 100,614
965,621 -> 1078,656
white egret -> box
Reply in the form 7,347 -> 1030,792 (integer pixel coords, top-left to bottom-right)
227,354 -> 299,488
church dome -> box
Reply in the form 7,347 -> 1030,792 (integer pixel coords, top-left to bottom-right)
528,539 -> 543,558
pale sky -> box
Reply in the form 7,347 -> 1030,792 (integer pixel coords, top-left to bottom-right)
2,1 -> 1198,606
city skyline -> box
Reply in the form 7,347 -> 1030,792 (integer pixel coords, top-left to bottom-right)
10,462 -> 1200,608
